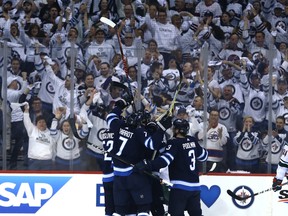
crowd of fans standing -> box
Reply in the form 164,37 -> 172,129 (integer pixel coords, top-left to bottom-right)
0,0 -> 288,173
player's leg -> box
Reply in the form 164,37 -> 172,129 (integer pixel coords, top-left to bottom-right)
103,181 -> 115,215
113,176 -> 131,215
128,173 -> 152,215
167,189 -> 186,216
186,191 -> 202,216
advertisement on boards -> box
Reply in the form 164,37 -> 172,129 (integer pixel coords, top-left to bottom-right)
0,173 -> 287,216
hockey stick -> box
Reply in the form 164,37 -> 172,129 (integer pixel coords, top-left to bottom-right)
227,181 -> 288,201
200,162 -> 217,175
87,140 -> 173,187
155,70 -> 183,122
100,17 -> 136,112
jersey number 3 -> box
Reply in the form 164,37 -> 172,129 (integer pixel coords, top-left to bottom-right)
188,149 -> 196,171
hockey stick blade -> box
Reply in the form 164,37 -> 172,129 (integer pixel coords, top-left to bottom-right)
200,162 -> 217,175
209,162 -> 217,172
100,17 -> 116,28
227,181 -> 288,201
227,189 -> 246,201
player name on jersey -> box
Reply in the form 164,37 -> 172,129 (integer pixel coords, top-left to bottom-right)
119,128 -> 134,138
182,142 -> 196,149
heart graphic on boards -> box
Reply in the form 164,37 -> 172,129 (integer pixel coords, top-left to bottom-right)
200,185 -> 221,207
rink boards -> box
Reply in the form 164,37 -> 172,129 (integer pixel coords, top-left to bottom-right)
0,173 -> 287,216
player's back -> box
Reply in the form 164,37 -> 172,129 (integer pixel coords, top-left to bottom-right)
167,135 -> 207,185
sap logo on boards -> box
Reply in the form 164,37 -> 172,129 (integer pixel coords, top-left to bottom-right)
0,176 -> 71,213
277,190 -> 288,204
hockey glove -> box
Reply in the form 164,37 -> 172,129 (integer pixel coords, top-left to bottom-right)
157,114 -> 172,131
133,159 -> 152,173
145,121 -> 158,134
272,177 -> 282,192
115,99 -> 129,109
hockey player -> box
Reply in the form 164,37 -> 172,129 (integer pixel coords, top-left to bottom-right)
134,118 -> 208,216
106,98 -> 171,216
272,137 -> 288,191
101,128 -> 115,216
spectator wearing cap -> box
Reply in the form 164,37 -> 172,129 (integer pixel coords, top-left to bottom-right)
23,23 -> 47,63
41,5 -> 60,36
225,0 -> 242,27
262,115 -> 288,173
2,21 -> 26,61
114,31 -> 138,67
74,61 -> 87,88
239,63 -> 276,132
117,3 -> 140,39
90,0 -> 119,24
217,84 -> 242,170
15,0 -> 41,31
7,57 -> 26,90
168,0 -> 189,18
5,73 -> 29,170
218,62 -> 244,106
77,73 -> 96,106
50,27 -> 84,64
143,61 -> 168,100
39,0 -> 61,23
171,61 -> 198,106
52,71 -> 81,120
85,27 -> 115,64
197,108 -> 229,172
242,9 -> 282,69
0,0 -> 15,21
176,106 -> 201,137
276,96 -> 288,131
217,12 -> 236,42
264,2 -> 286,31
194,0 -> 222,19
33,51 -> 64,114
143,7 -> 180,69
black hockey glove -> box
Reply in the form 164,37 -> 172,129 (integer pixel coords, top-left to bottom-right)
272,177 -> 282,192
157,114 -> 172,132
133,159 -> 152,173
115,99 -> 129,109
145,121 -> 158,134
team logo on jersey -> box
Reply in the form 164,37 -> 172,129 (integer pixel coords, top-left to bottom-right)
275,20 -> 286,31
125,50 -> 133,57
250,97 -> 263,111
0,176 -> 71,213
16,80 -> 21,91
64,47 -> 71,58
230,186 -> 254,209
62,137 -> 76,150
97,128 -> 107,142
165,73 -> 176,80
219,107 -> 231,120
252,51 -> 264,62
283,113 -> 288,126
46,82 -> 55,94
271,141 -> 282,154
208,131 -> 219,142
240,137 -> 253,151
